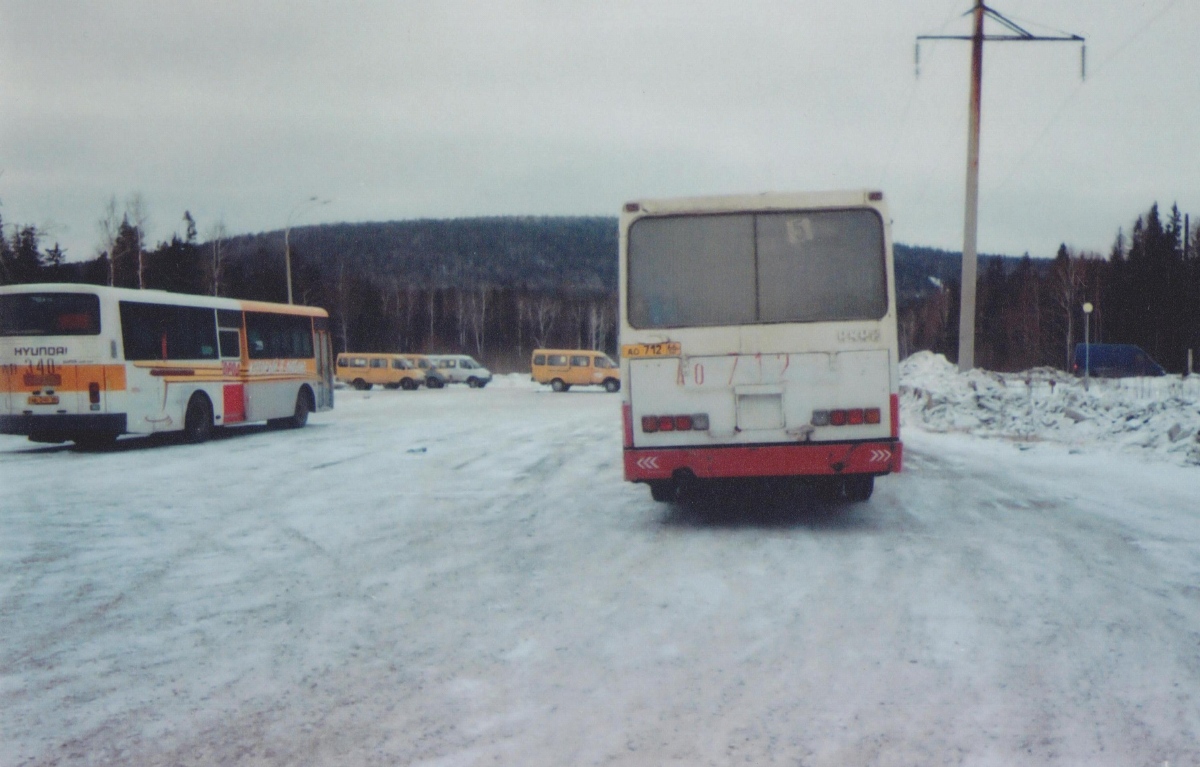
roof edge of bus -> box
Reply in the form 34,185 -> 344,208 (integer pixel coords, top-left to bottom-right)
532,348 -> 611,355
622,190 -> 886,215
0,283 -> 328,316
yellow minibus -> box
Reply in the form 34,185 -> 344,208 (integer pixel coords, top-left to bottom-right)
531,349 -> 621,392
335,353 -> 424,390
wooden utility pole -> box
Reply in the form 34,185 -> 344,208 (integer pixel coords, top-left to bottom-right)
918,2 -> 1084,371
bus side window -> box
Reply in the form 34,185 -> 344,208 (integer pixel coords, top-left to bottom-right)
570,356 -> 589,367
245,312 -> 313,359
534,354 -> 546,365
246,327 -> 265,355
118,302 -> 218,361
219,330 -> 240,358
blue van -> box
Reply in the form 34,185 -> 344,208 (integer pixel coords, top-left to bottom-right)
1071,343 -> 1166,377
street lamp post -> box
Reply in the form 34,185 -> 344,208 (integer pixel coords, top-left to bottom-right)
285,196 -> 329,304
1083,302 -> 1093,391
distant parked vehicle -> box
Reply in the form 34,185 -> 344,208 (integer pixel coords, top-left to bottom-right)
427,354 -> 492,387
336,353 -> 424,390
398,354 -> 447,389
531,349 -> 621,392
1071,343 -> 1166,377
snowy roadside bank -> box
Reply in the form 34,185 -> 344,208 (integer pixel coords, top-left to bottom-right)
900,351 -> 1200,467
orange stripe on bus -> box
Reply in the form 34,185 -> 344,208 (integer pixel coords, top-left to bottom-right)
0,364 -> 127,393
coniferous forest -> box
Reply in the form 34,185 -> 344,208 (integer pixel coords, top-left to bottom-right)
2,204 -> 1197,374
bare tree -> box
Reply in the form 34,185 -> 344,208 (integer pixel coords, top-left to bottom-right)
586,296 -> 614,351
465,286 -> 490,358
336,256 -> 351,352
454,288 -> 469,350
529,294 -> 559,349
125,193 -> 149,289
96,195 -> 120,286
569,300 -> 588,349
1052,246 -> 1086,368
206,219 -> 227,296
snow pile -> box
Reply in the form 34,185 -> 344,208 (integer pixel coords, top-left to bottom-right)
900,351 -> 1200,467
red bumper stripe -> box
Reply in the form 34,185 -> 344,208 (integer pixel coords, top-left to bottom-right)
624,440 -> 903,481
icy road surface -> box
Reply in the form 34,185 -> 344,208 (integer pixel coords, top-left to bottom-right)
2,380 -> 1199,765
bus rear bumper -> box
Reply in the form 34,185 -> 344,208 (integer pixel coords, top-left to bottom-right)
624,439 -> 903,482
0,413 -> 127,440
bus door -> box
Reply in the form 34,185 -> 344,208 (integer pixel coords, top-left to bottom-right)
315,327 -> 334,409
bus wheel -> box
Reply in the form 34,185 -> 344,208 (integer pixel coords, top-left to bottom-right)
401,378 -> 417,391
282,393 -> 314,429
648,480 -> 677,503
184,394 -> 214,444
551,379 -> 568,392
603,378 -> 620,393
845,475 -> 874,502
467,377 -> 481,388
353,379 -> 371,391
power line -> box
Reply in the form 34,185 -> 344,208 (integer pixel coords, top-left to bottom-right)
994,0 -> 1185,214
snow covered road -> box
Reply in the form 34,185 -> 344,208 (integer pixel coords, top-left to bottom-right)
2,380 -> 1199,765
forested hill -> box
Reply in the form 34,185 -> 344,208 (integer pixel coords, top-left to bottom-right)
223,215 -> 993,303
224,216 -> 618,294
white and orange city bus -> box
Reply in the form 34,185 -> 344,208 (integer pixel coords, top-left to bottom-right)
619,191 -> 903,502
0,283 -> 334,446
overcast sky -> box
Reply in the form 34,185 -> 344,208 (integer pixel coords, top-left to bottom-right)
2,1 -> 1196,263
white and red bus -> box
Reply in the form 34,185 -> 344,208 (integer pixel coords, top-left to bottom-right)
619,191 -> 902,502
1,283 -> 334,447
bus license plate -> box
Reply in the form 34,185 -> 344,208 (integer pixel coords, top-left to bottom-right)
622,342 -> 682,359
28,395 -> 60,405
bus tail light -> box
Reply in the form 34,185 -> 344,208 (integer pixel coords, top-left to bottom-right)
812,407 -> 883,427
88,382 -> 101,404
641,413 -> 709,433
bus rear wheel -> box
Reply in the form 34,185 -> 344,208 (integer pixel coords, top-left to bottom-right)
551,379 -> 569,392
184,394 -> 214,444
401,378 -> 417,391
603,378 -> 620,393
353,378 -> 371,391
648,480 -> 677,503
845,475 -> 874,502
289,391 -> 311,428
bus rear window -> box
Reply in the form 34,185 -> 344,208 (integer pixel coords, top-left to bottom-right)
627,209 -> 887,329
0,293 -> 102,336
